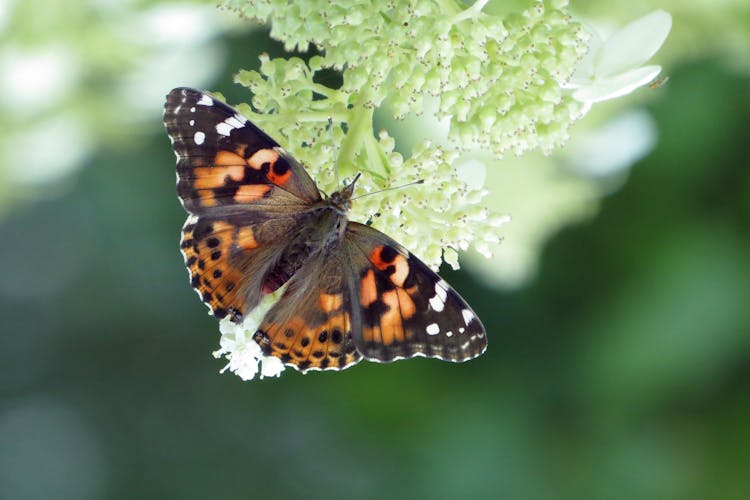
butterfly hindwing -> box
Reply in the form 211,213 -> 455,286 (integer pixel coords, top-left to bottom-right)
253,241 -> 363,372
180,211 -> 313,321
345,222 -> 487,363
164,87 -> 321,214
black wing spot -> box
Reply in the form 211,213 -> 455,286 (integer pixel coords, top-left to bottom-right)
206,237 -> 220,248
273,160 -> 290,175
318,330 -> 328,343
300,337 -> 310,347
331,329 -> 343,344
379,245 -> 398,263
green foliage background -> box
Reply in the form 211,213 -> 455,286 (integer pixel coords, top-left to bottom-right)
1,2 -> 750,499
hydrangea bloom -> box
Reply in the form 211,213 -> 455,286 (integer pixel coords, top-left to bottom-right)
211,1 -> 670,379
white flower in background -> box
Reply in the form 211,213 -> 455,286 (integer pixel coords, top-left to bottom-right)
564,10 -> 672,108
212,287 -> 287,380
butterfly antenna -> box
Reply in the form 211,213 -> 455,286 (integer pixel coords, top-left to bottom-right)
351,179 -> 424,200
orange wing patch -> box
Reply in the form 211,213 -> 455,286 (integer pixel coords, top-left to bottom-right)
318,292 -> 343,313
259,311 -> 361,371
209,147 -> 294,189
360,269 -> 378,307
214,150 -> 246,167
370,245 -> 410,287
181,219 -> 267,320
236,226 -> 259,250
234,184 -> 271,204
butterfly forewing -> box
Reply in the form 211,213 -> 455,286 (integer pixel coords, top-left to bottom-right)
164,87 -> 321,214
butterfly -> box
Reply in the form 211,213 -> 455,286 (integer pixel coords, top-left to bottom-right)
164,87 -> 487,372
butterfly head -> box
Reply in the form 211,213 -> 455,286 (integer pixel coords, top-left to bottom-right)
327,173 -> 361,215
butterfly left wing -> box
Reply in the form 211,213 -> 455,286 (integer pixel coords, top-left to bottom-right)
252,240 -> 363,372
252,221 -> 487,372
344,222 -> 487,363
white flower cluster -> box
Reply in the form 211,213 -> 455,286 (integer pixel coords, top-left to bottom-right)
212,287 -> 288,381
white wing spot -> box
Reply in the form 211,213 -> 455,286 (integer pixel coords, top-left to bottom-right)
194,131 -> 205,145
229,114 -> 247,127
429,295 -> 444,312
446,330 -> 453,337
188,119 -> 195,126
428,280 -> 448,312
197,94 -> 213,106
215,122 -> 233,136
190,106 -> 196,113
426,323 -> 440,336
461,309 -> 475,325
458,327 -> 465,334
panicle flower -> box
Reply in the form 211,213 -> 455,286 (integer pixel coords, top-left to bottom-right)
212,0 -> 669,380
223,0 -> 588,157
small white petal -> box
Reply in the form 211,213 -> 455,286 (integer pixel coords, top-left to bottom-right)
566,24 -> 603,85
573,65 -> 662,103
596,10 -> 672,78
260,356 -> 285,378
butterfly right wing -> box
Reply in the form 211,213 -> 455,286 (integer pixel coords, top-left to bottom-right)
164,87 -> 321,215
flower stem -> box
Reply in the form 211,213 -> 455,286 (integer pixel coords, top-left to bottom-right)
338,103 -> 374,178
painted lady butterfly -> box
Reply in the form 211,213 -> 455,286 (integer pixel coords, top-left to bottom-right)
164,88 -> 486,372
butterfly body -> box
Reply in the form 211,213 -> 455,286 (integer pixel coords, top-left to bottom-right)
165,87 -> 487,373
